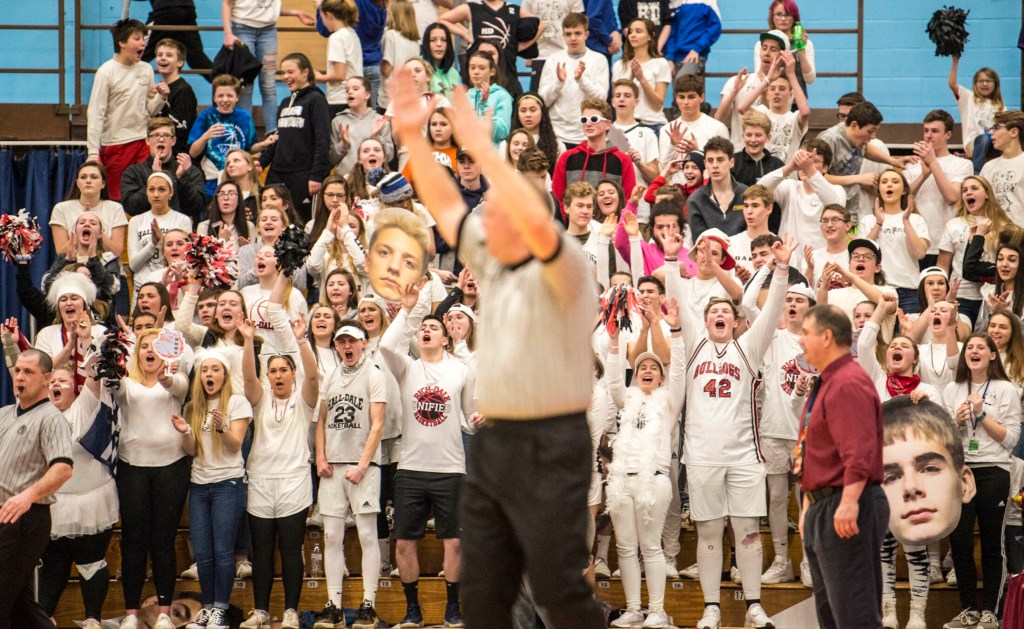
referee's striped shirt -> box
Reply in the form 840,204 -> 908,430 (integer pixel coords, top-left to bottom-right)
0,399 -> 73,504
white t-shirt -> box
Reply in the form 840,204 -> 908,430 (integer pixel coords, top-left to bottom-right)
126,209 -> 193,277
191,394 -> 253,484
806,247 -> 849,288
678,275 -> 730,326
729,231 -> 755,274
523,0 -> 584,59
981,153 -> 1024,226
903,155 -> 973,255
325,27 -> 363,105
758,168 -> 846,252
956,84 -> 999,157
760,328 -> 815,440
658,114 -> 729,187
938,217 -> 984,300
754,104 -> 807,163
379,30 -> 421,108
239,284 -> 309,352
856,212 -> 930,289
50,199 -> 129,240
230,0 -> 281,28
249,390 -> 315,479
611,57 -> 672,125
410,0 -> 441,44
615,121 -> 659,220
319,359 -> 388,464
114,377 -> 188,468
720,73 -> 765,148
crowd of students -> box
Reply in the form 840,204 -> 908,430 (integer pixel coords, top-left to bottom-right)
7,0 -> 1024,628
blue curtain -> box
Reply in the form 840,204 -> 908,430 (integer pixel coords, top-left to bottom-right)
0,148 -> 86,405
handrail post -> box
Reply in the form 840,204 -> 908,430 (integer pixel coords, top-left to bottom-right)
74,0 -> 81,106
58,0 -> 65,106
856,0 -> 864,94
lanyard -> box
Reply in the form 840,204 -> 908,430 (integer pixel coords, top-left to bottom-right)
969,379 -> 991,433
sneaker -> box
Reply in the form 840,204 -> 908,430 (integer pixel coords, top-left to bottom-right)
643,609 -> 670,628
119,616 -> 139,629
444,603 -> 464,627
799,558 -> 813,588
612,568 -> 622,577
207,608 -> 229,629
697,605 -> 721,629
946,567 -> 958,587
83,620 -> 103,629
239,610 -> 271,629
398,605 -> 424,628
761,556 -> 794,584
744,603 -> 774,629
679,562 -> 700,579
426,517 -> 435,530
906,600 -> 927,629
595,557 -> 612,579
943,609 -> 979,629
730,565 -> 742,584
307,504 -> 323,528
882,599 -> 899,629
154,613 -> 175,629
181,563 -> 199,580
787,517 -> 799,532
313,601 -> 345,629
282,609 -> 300,629
611,609 -> 645,627
665,557 -> 679,579
390,566 -> 402,578
351,600 -> 379,629
186,609 -> 211,629
978,610 -> 999,629
380,561 -> 393,577
943,551 -> 954,570
236,560 -> 252,579
928,564 -> 944,584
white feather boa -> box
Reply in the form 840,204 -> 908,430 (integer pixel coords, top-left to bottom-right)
605,385 -> 672,524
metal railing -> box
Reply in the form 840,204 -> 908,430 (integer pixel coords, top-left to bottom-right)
0,0 -> 66,104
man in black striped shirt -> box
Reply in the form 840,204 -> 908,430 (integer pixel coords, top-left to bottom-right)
0,349 -> 73,628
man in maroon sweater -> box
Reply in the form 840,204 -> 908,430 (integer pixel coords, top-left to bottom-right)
796,304 -> 888,629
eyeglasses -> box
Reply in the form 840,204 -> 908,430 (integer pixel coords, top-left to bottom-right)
580,115 -> 608,125
819,217 -> 847,224
836,113 -> 848,121
991,123 -> 1007,131
148,133 -> 174,141
216,190 -> 239,198
850,253 -> 877,262
323,192 -> 347,200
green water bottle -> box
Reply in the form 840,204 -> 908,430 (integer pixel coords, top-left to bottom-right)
792,22 -> 806,52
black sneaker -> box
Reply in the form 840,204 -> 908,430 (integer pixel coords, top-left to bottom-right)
351,600 -> 379,629
444,603 -> 464,628
398,605 -> 423,628
313,601 -> 345,629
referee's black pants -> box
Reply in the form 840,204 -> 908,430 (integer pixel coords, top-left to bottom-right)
0,504 -> 55,629
460,412 -> 606,629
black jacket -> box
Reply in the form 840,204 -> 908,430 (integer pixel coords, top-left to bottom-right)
121,155 -> 206,222
260,84 -> 331,184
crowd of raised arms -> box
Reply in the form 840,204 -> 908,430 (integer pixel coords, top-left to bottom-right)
4,0 -> 1024,628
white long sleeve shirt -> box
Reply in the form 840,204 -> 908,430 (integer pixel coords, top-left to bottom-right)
538,48 -> 610,145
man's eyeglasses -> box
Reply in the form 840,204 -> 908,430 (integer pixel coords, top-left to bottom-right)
850,253 -> 877,262
149,133 -> 174,141
819,217 -> 847,225
580,115 -> 608,125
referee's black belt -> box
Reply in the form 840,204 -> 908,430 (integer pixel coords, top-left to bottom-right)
806,485 -> 842,504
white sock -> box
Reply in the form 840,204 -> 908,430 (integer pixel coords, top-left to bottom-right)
356,513 -> 380,605
731,516 -> 763,601
323,515 -> 346,607
696,518 -> 726,604
596,534 -> 611,563
766,473 -> 790,561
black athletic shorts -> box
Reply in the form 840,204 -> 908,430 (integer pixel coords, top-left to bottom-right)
393,470 -> 462,539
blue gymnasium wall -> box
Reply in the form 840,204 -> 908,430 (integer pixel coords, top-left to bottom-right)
0,0 -> 1020,123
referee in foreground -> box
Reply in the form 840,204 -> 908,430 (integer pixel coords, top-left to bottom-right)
0,349 -> 74,628
389,70 -> 606,628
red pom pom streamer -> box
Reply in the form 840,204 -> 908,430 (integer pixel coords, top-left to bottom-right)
184,233 -> 238,288
600,284 -> 640,336
0,210 -> 43,263
95,326 -> 132,382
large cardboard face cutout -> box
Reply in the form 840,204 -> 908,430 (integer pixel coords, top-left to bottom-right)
882,398 -> 977,546
365,208 -> 430,302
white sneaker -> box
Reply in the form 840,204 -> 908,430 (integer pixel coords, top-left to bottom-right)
119,616 -> 139,629
611,609 -> 645,627
744,603 -> 774,629
282,609 -> 300,629
642,609 -> 670,628
390,566 -> 401,578
942,551 -> 954,570
82,620 -> 102,629
928,565 -> 944,584
882,598 -> 899,629
181,562 -> 199,579
679,562 -> 700,579
697,605 -> 721,629
236,560 -> 252,579
978,610 -> 999,629
307,505 -> 323,528
760,556 -> 794,584
154,613 -> 175,629
665,557 -> 679,579
239,610 -> 271,629
612,568 -> 622,577
800,558 -> 813,587
595,558 -> 611,578
946,567 -> 957,586
906,600 -> 927,629
730,565 -> 742,584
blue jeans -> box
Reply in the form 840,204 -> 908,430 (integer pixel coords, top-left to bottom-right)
972,133 -> 995,175
232,22 -> 279,131
895,286 -> 920,315
958,297 -> 982,329
364,63 -> 382,110
189,477 -> 247,606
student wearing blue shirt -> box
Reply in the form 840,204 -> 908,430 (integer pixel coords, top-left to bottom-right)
188,75 -> 263,197
660,0 -> 721,77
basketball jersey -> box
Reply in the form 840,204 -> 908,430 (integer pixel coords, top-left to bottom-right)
320,359 -> 388,464
469,2 -> 523,97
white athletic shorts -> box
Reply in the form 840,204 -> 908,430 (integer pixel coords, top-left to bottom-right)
247,474 -> 312,519
687,462 -> 767,521
318,464 -> 381,517
761,437 -> 797,476
587,471 -> 604,507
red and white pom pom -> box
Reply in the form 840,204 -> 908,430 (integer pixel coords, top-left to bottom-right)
184,233 -> 238,288
599,284 -> 640,336
0,209 -> 43,264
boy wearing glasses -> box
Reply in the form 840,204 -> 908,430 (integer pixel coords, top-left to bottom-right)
552,98 -> 636,218
120,117 -> 206,221
87,19 -> 168,201
539,13 -> 610,146
980,110 -> 1024,225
